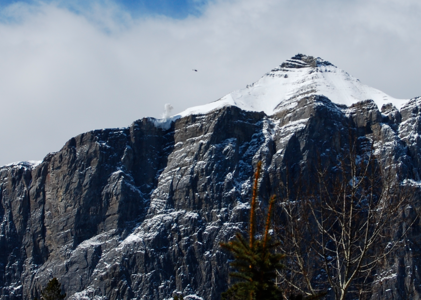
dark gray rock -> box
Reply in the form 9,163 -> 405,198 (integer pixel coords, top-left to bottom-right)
1,94 -> 421,299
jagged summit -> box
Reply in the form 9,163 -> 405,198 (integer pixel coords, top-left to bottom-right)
265,53 -> 337,78
267,54 -> 335,75
177,54 -> 407,118
279,53 -> 334,69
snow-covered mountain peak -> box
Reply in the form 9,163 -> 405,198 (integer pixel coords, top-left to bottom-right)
177,54 -> 408,118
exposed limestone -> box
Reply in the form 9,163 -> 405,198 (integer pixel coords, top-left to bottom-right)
1,95 -> 421,299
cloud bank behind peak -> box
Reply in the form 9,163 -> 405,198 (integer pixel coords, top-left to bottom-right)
0,0 -> 420,166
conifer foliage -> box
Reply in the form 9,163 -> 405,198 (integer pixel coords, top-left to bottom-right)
220,161 -> 284,300
36,277 -> 66,300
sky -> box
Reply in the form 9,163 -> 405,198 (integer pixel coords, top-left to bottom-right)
0,0 -> 420,166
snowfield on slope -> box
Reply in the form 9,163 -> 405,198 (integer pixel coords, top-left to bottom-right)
175,55 -> 408,118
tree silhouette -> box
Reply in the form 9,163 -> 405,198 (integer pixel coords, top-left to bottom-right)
220,161 -> 284,300
275,137 -> 418,299
39,277 -> 66,300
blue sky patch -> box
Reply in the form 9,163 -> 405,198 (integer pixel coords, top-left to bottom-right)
0,0 -> 210,19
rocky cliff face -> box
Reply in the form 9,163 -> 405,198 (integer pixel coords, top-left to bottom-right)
1,55 -> 421,299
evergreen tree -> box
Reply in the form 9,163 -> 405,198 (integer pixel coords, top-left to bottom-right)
220,161 -> 284,300
39,277 -> 66,300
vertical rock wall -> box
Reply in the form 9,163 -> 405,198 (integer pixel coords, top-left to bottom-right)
1,96 -> 421,299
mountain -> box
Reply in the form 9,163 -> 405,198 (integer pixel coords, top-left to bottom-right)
1,54 -> 421,300
178,53 -> 406,117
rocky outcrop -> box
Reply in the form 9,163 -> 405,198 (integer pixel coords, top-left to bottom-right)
279,54 -> 334,69
1,93 -> 421,299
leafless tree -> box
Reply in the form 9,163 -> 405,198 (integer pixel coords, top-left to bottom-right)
274,137 -> 418,300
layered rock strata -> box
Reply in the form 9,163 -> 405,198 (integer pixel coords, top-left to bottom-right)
1,94 -> 421,299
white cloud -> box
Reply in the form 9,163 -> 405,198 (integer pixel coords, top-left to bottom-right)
0,0 -> 420,165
